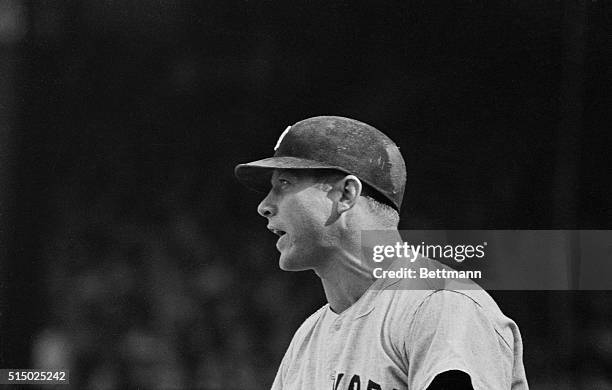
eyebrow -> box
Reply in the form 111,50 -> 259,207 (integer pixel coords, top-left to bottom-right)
276,170 -> 299,180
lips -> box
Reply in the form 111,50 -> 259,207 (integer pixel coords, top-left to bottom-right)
276,233 -> 289,251
267,225 -> 288,250
268,227 -> 287,237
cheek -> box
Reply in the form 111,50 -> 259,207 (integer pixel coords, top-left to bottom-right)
297,212 -> 336,253
292,194 -> 330,229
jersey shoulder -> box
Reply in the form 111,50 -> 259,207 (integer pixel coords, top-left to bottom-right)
287,304 -> 329,348
402,288 -> 519,353
443,289 -> 519,350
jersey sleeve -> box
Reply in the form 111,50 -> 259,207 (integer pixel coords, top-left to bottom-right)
404,290 -> 516,390
270,305 -> 329,389
270,328 -> 299,390
270,347 -> 288,390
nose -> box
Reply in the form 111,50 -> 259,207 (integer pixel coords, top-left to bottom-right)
257,191 -> 277,218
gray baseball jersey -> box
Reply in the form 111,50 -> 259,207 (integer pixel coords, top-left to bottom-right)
271,260 -> 528,389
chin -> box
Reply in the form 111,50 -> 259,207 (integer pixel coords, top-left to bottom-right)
278,251 -> 311,272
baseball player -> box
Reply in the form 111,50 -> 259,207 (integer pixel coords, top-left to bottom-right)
235,116 -> 528,389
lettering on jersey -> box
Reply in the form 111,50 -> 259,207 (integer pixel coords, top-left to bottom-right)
334,372 -> 398,390
334,373 -> 345,390
367,379 -> 382,390
348,375 -> 361,390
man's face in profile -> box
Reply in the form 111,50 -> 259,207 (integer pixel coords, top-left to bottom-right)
257,169 -> 339,271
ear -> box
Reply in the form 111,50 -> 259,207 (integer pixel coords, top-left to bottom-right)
336,175 -> 362,214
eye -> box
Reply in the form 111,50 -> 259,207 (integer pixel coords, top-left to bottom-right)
278,178 -> 290,186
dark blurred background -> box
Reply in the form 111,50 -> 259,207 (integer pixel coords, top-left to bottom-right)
0,0 -> 611,389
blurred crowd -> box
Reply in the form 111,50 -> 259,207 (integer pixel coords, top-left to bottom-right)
32,191 -> 325,389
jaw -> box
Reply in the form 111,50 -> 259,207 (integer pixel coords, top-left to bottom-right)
278,252 -> 307,271
278,249 -> 314,272
277,241 -> 318,272
278,242 -> 344,273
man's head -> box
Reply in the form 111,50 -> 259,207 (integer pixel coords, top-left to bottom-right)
234,116 -> 406,271
255,168 -> 399,270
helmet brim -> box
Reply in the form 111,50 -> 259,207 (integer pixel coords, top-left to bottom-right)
234,157 -> 349,193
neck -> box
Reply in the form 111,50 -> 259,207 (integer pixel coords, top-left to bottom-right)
314,229 -> 401,314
